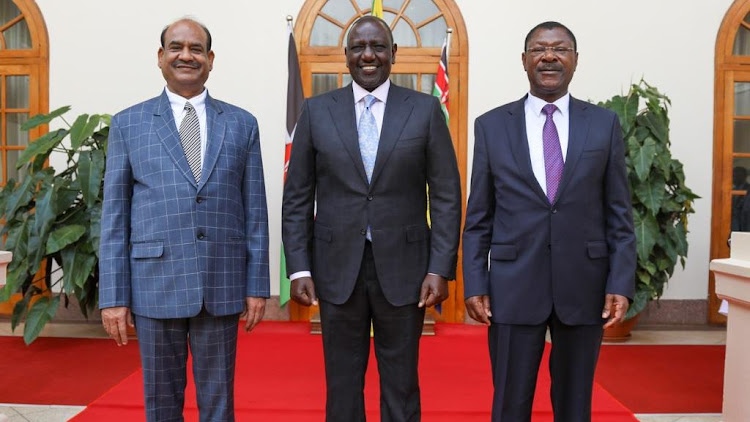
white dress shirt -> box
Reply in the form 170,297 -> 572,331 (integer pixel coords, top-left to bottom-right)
165,87 -> 208,163
289,81 -> 392,282
353,79 -> 389,136
524,92 -> 570,197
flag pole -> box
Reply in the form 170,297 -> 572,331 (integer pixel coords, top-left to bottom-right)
446,27 -> 453,61
280,14 -> 304,307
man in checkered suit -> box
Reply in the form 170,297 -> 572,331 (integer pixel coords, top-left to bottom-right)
99,18 -> 269,422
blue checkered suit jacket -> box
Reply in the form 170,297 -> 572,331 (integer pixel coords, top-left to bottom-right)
99,90 -> 270,318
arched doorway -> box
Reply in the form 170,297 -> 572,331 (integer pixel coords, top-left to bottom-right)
710,0 -> 750,324
290,0 -> 469,322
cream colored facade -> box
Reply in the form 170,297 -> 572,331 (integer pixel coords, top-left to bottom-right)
34,0 -> 731,299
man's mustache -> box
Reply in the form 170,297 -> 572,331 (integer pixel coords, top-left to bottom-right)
172,60 -> 200,69
538,65 -> 562,72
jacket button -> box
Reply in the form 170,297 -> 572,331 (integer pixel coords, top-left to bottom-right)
551,208 -> 557,214
367,195 -> 373,201
196,197 -> 204,203
197,233 -> 205,240
360,229 -> 367,236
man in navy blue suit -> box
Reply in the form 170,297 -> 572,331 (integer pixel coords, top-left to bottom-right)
462,21 -> 636,421
99,18 -> 269,421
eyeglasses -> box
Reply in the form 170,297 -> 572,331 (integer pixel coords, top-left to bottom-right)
526,46 -> 575,57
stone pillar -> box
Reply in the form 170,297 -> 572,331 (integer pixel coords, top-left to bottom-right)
710,232 -> 750,422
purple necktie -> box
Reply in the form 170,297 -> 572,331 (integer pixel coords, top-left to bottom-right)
542,104 -> 563,203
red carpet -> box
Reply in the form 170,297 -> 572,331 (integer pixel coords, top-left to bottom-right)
71,322 -> 637,421
0,335 -> 141,405
596,344 -> 725,413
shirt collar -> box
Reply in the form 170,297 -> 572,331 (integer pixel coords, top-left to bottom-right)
352,80 -> 390,105
165,87 -> 208,113
526,92 -> 570,117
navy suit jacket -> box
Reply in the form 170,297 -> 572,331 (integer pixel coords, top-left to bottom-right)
282,84 -> 462,306
99,91 -> 270,319
463,96 -> 636,325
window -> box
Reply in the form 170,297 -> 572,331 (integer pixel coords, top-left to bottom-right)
291,0 -> 468,322
0,0 -> 48,185
710,0 -> 750,324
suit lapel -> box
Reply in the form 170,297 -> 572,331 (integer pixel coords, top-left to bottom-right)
329,85 -> 369,185
506,97 -> 548,204
370,84 -> 413,188
556,97 -> 590,202
153,91 -> 198,188
201,95 -> 226,191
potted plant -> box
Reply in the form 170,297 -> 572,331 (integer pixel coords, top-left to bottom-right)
0,106 -> 109,344
599,80 -> 699,339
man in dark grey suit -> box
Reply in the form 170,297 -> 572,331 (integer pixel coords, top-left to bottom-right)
282,16 -> 461,422
462,21 -> 636,421
99,18 -> 269,421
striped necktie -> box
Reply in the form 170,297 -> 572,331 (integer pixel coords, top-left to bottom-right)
179,101 -> 202,183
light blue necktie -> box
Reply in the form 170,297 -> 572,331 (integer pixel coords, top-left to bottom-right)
358,95 -> 379,241
358,94 -> 379,183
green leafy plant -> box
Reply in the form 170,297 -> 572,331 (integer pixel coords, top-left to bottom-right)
0,106 -> 109,344
600,80 -> 699,319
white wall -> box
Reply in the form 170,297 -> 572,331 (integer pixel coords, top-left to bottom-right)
35,0 -> 732,300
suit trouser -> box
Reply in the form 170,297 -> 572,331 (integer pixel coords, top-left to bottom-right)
488,310 -> 603,422
134,309 -> 239,422
319,242 -> 425,422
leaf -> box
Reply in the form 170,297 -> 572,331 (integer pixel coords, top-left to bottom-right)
0,262 -> 29,302
4,176 -> 34,219
54,182 -> 78,213
87,204 -> 102,256
33,181 -> 59,240
668,221 -> 689,259
670,160 -> 686,186
21,106 -> 71,131
638,111 -> 669,145
643,260 -> 657,275
634,175 -> 666,215
70,114 -> 102,149
27,233 -> 46,275
632,137 -> 657,182
79,149 -> 105,206
626,289 -> 651,319
92,126 -> 110,147
68,114 -> 89,149
4,217 -> 29,257
46,225 -> 86,254
634,211 -> 659,263
11,293 -> 31,330
605,94 -> 638,135
16,129 -> 68,168
23,295 -> 60,344
61,245 -> 97,292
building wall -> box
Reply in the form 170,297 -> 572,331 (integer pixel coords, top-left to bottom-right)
35,0 -> 732,300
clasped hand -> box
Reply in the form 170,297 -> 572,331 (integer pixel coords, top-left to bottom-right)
290,274 -> 448,308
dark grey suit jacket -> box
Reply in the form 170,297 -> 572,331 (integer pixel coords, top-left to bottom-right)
463,96 -> 636,325
282,83 -> 462,306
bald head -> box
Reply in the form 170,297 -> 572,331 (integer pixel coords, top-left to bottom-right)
161,18 -> 212,51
